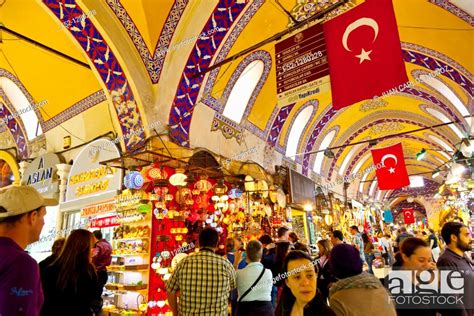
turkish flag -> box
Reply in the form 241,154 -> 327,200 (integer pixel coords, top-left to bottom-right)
403,208 -> 415,224
323,0 -> 408,109
371,143 -> 410,190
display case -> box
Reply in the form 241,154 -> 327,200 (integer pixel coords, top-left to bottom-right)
102,205 -> 151,316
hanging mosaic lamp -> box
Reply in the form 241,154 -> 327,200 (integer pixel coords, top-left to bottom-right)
195,176 -> 212,192
169,169 -> 187,186
147,166 -> 168,181
228,188 -> 243,199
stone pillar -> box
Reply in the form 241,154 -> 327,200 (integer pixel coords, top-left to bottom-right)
18,161 -> 29,183
55,163 -> 72,236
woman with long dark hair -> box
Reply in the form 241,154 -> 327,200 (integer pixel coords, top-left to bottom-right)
275,250 -> 335,316
40,229 -> 102,316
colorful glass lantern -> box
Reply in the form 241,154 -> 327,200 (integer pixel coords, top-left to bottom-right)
124,171 -> 144,189
244,175 -> 255,192
169,169 -> 187,186
195,176 -> 212,192
146,166 -> 168,181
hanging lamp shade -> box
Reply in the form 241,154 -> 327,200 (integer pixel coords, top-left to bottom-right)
269,185 -> 277,203
195,176 -> 212,192
244,175 -> 255,192
256,180 -> 269,198
147,166 -> 168,181
169,169 -> 187,186
228,188 -> 243,199
214,180 -> 228,196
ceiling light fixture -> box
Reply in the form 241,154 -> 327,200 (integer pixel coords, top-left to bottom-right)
324,149 -> 335,159
368,139 -> 378,147
416,148 -> 427,161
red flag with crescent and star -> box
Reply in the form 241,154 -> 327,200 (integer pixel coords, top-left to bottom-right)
323,0 -> 408,109
403,208 -> 415,224
371,143 -> 410,190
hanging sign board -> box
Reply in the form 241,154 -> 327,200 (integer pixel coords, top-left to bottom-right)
21,153 -> 60,198
289,169 -> 315,206
89,215 -> 120,229
81,202 -> 115,217
275,23 -> 330,107
65,139 -> 122,205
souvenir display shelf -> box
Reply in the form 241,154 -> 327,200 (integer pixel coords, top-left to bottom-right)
102,200 -> 151,316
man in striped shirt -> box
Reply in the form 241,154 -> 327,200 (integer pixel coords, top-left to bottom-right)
166,227 -> 236,315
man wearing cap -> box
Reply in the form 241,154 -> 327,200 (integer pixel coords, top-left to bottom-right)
0,186 -> 57,316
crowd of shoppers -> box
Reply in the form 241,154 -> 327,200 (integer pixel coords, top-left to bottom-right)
0,186 -> 113,316
0,186 -> 473,316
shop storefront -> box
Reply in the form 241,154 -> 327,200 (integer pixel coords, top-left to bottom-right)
60,139 -> 123,235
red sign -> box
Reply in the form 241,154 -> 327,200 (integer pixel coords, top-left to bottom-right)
275,23 -> 329,105
89,215 -> 120,228
81,202 -> 115,217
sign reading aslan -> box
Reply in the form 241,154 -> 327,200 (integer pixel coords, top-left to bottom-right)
65,139 -> 122,202
21,153 -> 60,197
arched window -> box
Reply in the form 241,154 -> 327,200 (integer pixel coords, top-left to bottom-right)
222,60 -> 265,124
313,130 -> 337,174
338,143 -> 364,176
425,107 -> 464,139
420,74 -> 470,125
0,77 -> 43,140
286,106 -> 314,160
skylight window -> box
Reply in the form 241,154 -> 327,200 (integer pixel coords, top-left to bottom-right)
222,60 -> 264,124
338,143 -> 364,176
0,77 -> 43,140
409,176 -> 424,188
285,106 -> 314,160
420,74 -> 470,126
425,107 -> 464,139
313,130 -> 336,174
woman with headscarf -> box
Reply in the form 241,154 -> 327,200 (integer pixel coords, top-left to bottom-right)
328,243 -> 396,316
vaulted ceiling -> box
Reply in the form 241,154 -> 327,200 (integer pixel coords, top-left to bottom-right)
1,0 -> 472,203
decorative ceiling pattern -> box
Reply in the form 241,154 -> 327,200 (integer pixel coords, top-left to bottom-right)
327,116 -> 457,180
42,91 -> 106,132
302,107 -> 338,175
168,0 -> 249,147
428,0 -> 473,25
392,200 -> 427,217
389,178 -> 441,200
42,0 -> 146,151
267,103 -> 296,147
402,43 -> 473,96
0,69 -> 46,128
0,91 -> 28,158
106,0 -> 189,83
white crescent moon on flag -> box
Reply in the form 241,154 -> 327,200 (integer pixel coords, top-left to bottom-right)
381,154 -> 398,167
342,17 -> 379,52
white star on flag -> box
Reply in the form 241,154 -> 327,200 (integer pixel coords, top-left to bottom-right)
389,167 -> 396,174
356,48 -> 372,64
